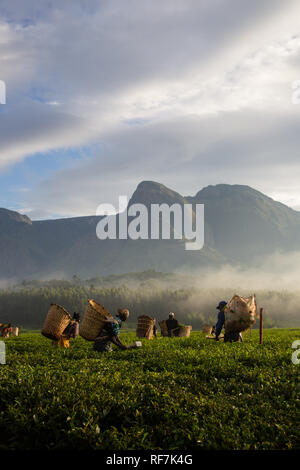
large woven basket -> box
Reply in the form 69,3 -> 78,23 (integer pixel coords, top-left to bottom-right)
80,299 -> 113,341
42,304 -> 72,340
202,324 -> 213,335
159,320 -> 168,337
177,325 -> 192,337
12,327 -> 19,337
225,294 -> 257,333
136,315 -> 156,340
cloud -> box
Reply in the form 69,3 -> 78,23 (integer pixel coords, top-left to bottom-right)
0,101 -> 98,170
20,106 -> 300,218
2,1 -> 300,216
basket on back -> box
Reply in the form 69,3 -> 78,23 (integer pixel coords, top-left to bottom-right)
202,324 -> 213,335
159,321 -> 192,337
12,327 -> 19,337
225,294 -> 257,333
136,315 -> 156,340
42,304 -> 72,340
159,320 -> 168,337
177,325 -> 192,337
80,299 -> 113,341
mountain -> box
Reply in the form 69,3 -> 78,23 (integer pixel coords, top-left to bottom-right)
128,181 -> 187,207
190,184 -> 300,262
1,181 -> 300,280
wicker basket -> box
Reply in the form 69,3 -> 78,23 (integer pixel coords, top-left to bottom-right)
42,304 -> 72,340
159,320 -> 168,337
225,294 -> 257,333
80,299 -> 113,341
177,325 -> 192,337
136,315 -> 156,340
12,327 -> 19,337
202,324 -> 213,335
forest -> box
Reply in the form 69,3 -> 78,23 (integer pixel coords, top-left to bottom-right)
0,271 -> 299,329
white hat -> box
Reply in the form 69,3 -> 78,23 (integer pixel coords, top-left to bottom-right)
169,312 -> 175,316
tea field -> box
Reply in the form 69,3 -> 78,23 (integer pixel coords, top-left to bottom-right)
0,329 -> 299,450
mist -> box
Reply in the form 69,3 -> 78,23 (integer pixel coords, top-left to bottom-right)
170,250 -> 300,327
1,249 -> 300,328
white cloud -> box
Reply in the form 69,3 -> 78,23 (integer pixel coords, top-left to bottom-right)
2,0 -> 300,216
0,101 -> 97,170
20,107 -> 300,218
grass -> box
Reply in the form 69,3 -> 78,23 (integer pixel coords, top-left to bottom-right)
0,329 -> 299,450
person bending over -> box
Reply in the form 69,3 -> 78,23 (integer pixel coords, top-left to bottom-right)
93,308 -> 137,352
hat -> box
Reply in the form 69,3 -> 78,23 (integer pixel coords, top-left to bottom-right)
216,301 -> 227,310
117,308 -> 130,321
169,312 -> 175,317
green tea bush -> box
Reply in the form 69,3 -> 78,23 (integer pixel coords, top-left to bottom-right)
0,329 -> 299,450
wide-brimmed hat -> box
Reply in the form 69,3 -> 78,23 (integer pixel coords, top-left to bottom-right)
216,301 -> 227,310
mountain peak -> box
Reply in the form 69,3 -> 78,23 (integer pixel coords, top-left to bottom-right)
136,180 -> 166,191
195,183 -> 265,199
194,183 -> 294,212
129,180 -> 185,207
0,208 -> 32,225
1,181 -> 300,279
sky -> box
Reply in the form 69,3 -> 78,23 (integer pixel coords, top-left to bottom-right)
1,0 -> 300,219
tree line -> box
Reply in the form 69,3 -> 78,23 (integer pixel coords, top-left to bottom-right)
0,283 -> 299,329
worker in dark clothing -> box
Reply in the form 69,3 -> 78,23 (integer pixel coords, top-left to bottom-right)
224,330 -> 244,343
224,331 -> 243,342
215,301 -> 227,341
93,308 -> 138,352
215,301 -> 243,342
166,312 -> 183,337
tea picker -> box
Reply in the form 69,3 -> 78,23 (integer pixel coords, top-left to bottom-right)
214,295 -> 257,342
215,301 -> 227,341
41,304 -> 80,348
92,308 -> 141,352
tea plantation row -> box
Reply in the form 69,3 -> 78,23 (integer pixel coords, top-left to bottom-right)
0,329 -> 299,450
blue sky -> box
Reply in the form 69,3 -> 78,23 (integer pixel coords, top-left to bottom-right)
0,147 -> 86,215
1,0 -> 300,219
